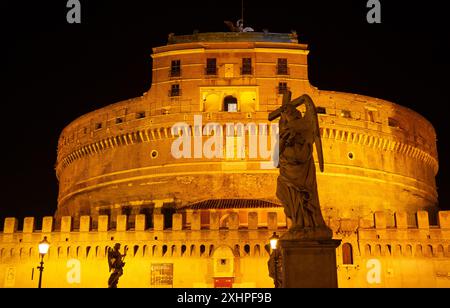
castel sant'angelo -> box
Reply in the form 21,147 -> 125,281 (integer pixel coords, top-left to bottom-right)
1,29 -> 449,288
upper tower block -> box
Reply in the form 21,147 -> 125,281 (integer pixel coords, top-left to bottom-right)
147,32 -> 311,115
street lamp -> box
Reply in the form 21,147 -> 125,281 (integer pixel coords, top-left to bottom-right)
270,232 -> 279,250
269,232 -> 280,288
37,236 -> 50,288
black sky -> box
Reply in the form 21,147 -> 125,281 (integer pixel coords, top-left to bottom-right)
3,0 -> 449,225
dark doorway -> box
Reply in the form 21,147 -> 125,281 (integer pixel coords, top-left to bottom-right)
214,277 -> 233,288
223,96 -> 238,112
342,243 -> 354,265
161,203 -> 177,229
140,204 -> 155,229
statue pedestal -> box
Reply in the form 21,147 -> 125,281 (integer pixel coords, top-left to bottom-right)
279,238 -> 341,288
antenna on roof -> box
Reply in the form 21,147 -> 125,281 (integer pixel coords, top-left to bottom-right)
241,0 -> 244,28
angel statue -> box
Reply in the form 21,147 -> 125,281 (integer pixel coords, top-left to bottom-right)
107,243 -> 127,288
224,20 -> 254,32
268,91 -> 332,240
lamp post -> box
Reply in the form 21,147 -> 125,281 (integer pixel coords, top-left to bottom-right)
269,232 -> 280,288
37,236 -> 50,288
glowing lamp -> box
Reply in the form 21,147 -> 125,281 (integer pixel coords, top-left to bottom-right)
269,232 -> 279,250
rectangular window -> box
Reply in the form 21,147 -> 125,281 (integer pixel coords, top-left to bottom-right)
340,110 -> 352,118
277,58 -> 288,75
241,58 -> 252,75
170,60 -> 181,77
316,107 -> 327,114
278,82 -> 289,94
388,117 -> 400,128
169,84 -> 181,97
136,111 -> 146,119
206,58 -> 217,75
367,110 -> 375,123
115,117 -> 124,124
95,123 -> 102,130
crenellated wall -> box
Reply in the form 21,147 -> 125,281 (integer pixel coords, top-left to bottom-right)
1,210 -> 449,288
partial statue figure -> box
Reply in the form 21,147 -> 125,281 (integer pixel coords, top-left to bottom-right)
107,243 -> 127,288
269,91 -> 332,240
224,20 -> 254,32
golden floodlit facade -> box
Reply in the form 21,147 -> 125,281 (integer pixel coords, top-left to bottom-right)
1,32 -> 449,288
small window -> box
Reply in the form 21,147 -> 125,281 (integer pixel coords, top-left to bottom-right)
115,117 -> 123,124
200,245 -> 206,256
316,107 -> 327,114
99,207 -> 111,217
367,110 -> 375,122
341,110 -> 352,118
206,58 -> 217,75
244,244 -> 251,255
170,60 -> 181,77
121,206 -> 131,216
277,58 -> 288,75
136,111 -> 146,119
83,127 -> 88,134
220,259 -> 227,265
241,58 -> 252,75
95,123 -> 102,130
342,243 -> 354,265
169,84 -> 181,97
278,82 -> 289,94
388,117 -> 400,128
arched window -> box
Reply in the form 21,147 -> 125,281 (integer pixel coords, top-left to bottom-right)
200,245 -> 206,257
394,244 -> 402,257
405,245 -> 412,257
415,245 -> 423,257
234,245 -> 240,257
171,245 -> 177,257
224,96 -> 238,112
425,245 -> 433,257
244,244 -> 251,256
342,243 -> 353,265
364,244 -> 371,256
375,244 -> 382,256
254,244 -> 261,257
437,245 -> 444,258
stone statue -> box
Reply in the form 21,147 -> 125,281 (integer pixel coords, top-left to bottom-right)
107,243 -> 127,288
269,91 -> 332,240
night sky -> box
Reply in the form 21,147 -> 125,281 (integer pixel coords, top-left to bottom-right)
3,1 -> 449,225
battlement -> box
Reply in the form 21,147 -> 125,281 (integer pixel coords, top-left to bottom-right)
2,210 -> 449,236
1,211 -> 450,262
1,211 -> 285,235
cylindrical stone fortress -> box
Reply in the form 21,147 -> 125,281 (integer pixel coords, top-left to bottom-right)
55,32 -> 438,227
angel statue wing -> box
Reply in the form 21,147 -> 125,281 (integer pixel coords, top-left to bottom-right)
268,92 -> 324,172
301,94 -> 324,172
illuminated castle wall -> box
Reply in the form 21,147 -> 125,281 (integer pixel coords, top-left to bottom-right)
1,32 -> 448,288
1,210 -> 450,288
